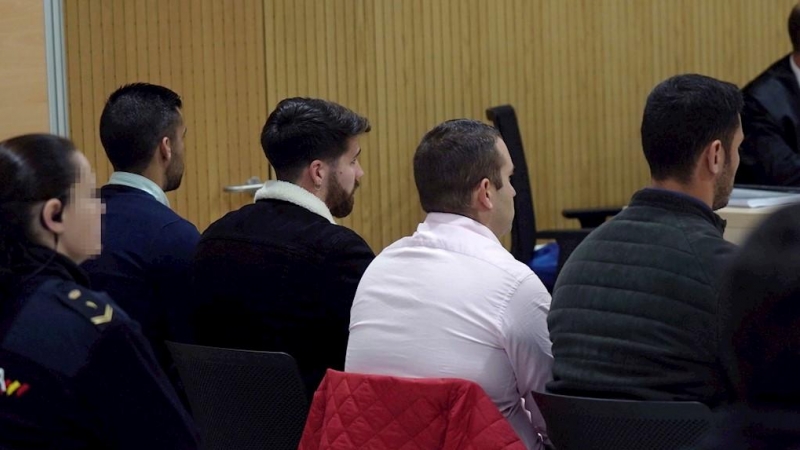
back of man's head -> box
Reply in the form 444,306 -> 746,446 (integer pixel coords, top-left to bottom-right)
99,83 -> 183,174
789,3 -> 800,53
414,119 -> 502,215
641,74 -> 742,184
261,97 -> 371,182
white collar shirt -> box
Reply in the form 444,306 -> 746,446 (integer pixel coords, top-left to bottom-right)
346,212 -> 553,450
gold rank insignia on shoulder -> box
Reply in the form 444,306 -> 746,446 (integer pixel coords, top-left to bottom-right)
57,287 -> 115,328
90,304 -> 114,325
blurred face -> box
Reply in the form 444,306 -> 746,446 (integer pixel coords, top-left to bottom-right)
59,151 -> 103,263
164,111 -> 186,192
488,138 -> 516,237
712,121 -> 744,210
325,136 -> 364,218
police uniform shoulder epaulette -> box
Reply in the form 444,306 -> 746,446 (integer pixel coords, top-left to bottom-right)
54,285 -> 116,331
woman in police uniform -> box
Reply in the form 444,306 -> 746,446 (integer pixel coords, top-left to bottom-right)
0,134 -> 199,448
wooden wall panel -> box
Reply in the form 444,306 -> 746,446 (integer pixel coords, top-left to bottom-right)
64,0 -> 268,231
0,0 -> 48,138
65,0 -> 797,251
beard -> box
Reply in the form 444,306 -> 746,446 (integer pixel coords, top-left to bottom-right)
164,159 -> 184,192
326,176 -> 359,218
712,160 -> 734,210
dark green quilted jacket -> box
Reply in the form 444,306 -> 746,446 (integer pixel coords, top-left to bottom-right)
547,188 -> 738,406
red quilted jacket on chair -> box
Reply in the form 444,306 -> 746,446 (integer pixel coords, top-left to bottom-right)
298,369 -> 526,450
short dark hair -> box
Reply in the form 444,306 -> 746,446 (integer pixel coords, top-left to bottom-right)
261,97 -> 371,181
641,74 -> 743,183
0,134 -> 79,282
413,119 -> 503,214
99,83 -> 183,173
790,4 -> 800,52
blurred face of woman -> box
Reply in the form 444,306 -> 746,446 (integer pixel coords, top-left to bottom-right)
56,152 -> 102,264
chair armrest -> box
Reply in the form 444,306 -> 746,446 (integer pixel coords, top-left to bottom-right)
561,207 -> 622,228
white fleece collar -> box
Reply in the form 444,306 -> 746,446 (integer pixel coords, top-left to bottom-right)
254,180 -> 336,224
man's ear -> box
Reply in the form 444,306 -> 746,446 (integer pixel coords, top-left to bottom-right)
704,139 -> 724,175
40,198 -> 66,235
475,178 -> 493,210
158,136 -> 172,163
309,160 -> 326,189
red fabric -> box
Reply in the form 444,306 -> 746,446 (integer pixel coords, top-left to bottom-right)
299,369 -> 526,450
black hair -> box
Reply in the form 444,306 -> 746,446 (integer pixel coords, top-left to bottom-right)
99,82 -> 183,173
789,4 -> 800,53
641,74 -> 743,183
0,134 -> 79,289
261,97 -> 371,181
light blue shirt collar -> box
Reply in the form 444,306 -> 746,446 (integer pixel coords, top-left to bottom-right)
790,55 -> 800,92
107,172 -> 170,207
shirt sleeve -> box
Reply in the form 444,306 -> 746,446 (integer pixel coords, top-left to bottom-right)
501,274 -> 554,434
74,321 -> 200,449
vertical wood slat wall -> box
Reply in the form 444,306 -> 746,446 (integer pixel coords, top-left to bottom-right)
64,0 -> 268,229
64,0 -> 796,252
0,0 -> 48,138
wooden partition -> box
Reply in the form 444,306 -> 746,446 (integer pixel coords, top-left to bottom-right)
64,0 -> 269,229
65,0 -> 797,251
0,0 -> 49,138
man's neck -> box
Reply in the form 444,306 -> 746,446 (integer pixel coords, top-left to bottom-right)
292,176 -> 329,207
138,166 -> 165,191
650,179 -> 712,209
792,52 -> 800,69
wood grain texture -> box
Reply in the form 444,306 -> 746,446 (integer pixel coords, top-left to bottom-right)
65,0 -> 797,251
64,0 -> 269,230
0,0 -> 48,138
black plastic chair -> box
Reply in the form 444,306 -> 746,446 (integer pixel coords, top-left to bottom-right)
532,391 -> 712,450
166,342 -> 309,450
486,105 -> 621,274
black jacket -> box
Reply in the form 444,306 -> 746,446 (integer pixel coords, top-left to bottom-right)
737,55 -> 800,186
0,246 -> 199,449
191,198 -> 375,397
547,189 -> 738,405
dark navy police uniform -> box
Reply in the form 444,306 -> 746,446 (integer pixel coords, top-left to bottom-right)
0,247 -> 199,449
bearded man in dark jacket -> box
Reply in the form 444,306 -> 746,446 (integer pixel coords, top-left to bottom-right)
191,98 -> 375,397
548,74 -> 743,406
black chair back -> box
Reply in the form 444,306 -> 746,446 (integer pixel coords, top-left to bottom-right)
486,104 -> 537,263
167,342 -> 309,450
533,391 -> 712,450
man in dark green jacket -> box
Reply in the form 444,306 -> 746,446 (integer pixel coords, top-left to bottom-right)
548,74 -> 743,406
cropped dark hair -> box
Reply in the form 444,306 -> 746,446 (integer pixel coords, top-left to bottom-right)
641,74 -> 743,183
260,97 -> 371,181
790,4 -> 800,52
413,119 -> 502,214
99,83 -> 183,173
0,134 -> 79,286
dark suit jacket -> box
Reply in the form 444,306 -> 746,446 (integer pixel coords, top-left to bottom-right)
737,55 -> 800,186
81,185 -> 200,398
190,199 -> 375,397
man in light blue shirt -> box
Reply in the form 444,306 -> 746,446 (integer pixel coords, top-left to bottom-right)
81,83 -> 200,401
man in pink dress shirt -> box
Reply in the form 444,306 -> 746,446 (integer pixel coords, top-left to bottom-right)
346,119 -> 553,450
